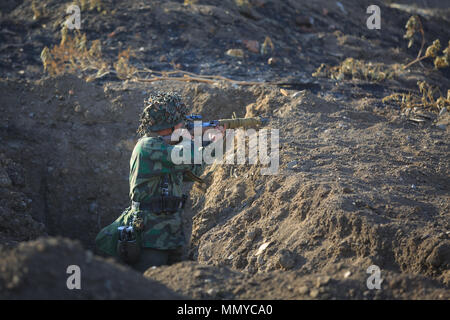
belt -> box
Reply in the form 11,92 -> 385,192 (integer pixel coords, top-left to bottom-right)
132,195 -> 187,213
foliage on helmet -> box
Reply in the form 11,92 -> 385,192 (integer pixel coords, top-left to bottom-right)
137,91 -> 188,136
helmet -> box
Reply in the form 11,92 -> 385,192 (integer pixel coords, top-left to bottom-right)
137,92 -> 188,136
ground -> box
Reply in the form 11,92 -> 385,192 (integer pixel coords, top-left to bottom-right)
0,0 -> 449,299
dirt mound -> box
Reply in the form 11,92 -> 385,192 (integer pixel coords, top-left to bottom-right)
145,261 -> 449,299
0,237 -> 182,299
1,72 -> 449,299
0,0 -> 449,300
0,75 -> 133,250
190,89 -> 450,287
0,75 -> 263,251
0,153 -> 46,247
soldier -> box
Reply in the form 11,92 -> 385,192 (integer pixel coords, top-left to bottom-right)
95,92 -> 225,272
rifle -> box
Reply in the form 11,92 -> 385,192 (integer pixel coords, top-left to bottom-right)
185,114 -> 269,131
183,114 -> 269,185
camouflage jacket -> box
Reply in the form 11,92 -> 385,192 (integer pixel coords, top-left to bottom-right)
95,136 -> 205,255
129,136 -> 203,201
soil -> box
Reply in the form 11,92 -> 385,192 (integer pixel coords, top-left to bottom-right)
0,0 -> 449,299
0,237 -> 183,299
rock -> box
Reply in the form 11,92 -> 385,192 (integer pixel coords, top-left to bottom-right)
193,270 -> 203,278
287,160 -> 297,169
297,286 -> 309,295
316,276 -> 331,287
246,229 -> 258,241
243,240 -> 253,249
426,243 -> 450,268
309,288 -> 319,298
268,57 -> 277,65
255,242 -> 270,256
256,255 -> 265,266
226,49 -> 244,58
343,187 -> 353,194
344,271 -> 352,278
246,265 -> 257,274
437,124 -> 446,130
243,40 -> 259,53
291,90 -> 307,98
277,249 -> 295,270
207,288 -> 216,296
266,180 -> 280,192
295,15 -> 313,28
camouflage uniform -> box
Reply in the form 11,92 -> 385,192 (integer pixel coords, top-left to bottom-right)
95,92 -> 203,267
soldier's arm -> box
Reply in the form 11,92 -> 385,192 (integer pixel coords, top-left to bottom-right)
181,125 -> 226,181
148,126 -> 225,180
177,140 -> 205,181
154,139 -> 205,175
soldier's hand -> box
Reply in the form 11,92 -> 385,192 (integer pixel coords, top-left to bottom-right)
208,125 -> 226,142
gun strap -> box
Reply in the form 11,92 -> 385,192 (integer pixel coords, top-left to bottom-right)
161,174 -> 170,196
132,196 -> 185,213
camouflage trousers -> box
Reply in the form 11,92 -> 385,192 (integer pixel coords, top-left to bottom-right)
95,206 -> 186,257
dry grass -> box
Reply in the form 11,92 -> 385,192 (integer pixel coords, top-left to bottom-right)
40,26 -> 270,85
31,0 -> 48,20
40,26 -> 134,81
312,58 -> 399,82
383,81 -> 449,113
78,0 -> 103,12
113,48 -> 137,80
403,15 -> 449,70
